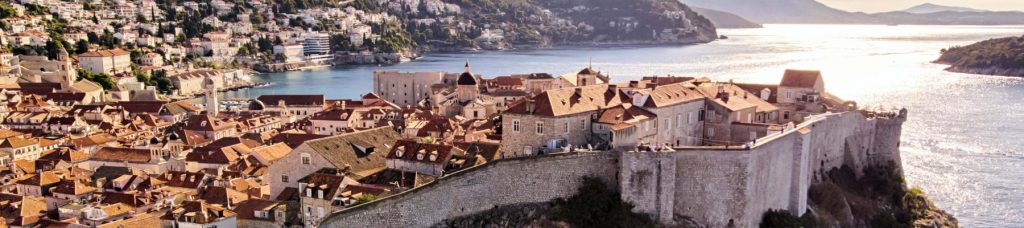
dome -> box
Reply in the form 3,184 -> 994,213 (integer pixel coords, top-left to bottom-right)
457,72 -> 477,85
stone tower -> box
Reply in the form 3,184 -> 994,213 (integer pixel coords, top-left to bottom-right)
57,44 -> 76,90
204,77 -> 219,116
455,61 -> 479,103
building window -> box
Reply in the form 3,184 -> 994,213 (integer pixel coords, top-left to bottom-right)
281,175 -> 289,183
512,120 -> 520,132
688,112 -> 695,124
698,109 -> 705,121
301,153 -> 311,165
580,119 -> 587,130
708,128 -> 715,137
564,122 -> 569,133
536,122 -> 544,134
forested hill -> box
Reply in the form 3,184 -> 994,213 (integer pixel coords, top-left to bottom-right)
375,0 -> 718,50
936,36 -> 1024,77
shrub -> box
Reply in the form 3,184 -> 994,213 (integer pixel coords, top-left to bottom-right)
552,176 -> 656,228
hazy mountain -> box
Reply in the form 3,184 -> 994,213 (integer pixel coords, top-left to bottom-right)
678,0 -> 1024,25
677,0 -> 872,23
691,7 -> 762,28
902,3 -> 987,14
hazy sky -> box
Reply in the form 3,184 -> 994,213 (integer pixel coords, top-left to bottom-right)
818,0 -> 1024,13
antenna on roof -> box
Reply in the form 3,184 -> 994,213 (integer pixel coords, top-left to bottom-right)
588,56 -> 593,69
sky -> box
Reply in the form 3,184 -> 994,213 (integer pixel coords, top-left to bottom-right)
818,0 -> 1024,13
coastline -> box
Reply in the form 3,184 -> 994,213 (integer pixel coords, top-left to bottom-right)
253,38 -> 719,73
941,65 -> 1024,77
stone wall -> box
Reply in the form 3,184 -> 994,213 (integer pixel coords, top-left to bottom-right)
617,110 -> 906,227
320,110 -> 907,227
319,152 -> 619,228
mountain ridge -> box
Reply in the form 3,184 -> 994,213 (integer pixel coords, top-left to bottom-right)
678,0 -> 1024,25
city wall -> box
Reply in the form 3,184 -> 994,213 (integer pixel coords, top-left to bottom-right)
319,152 -> 619,228
320,110 -> 907,227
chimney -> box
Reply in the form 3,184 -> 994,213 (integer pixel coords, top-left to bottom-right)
525,99 -> 535,114
760,88 -> 771,101
341,101 -> 347,110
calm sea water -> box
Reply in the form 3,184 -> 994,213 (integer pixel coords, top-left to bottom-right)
233,24 -> 1024,227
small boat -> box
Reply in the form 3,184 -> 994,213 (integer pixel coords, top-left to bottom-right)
719,35 -> 729,39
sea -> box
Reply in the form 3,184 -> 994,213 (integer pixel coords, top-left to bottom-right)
227,24 -> 1024,227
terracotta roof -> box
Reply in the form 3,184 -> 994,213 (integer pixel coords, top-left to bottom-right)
251,143 -> 292,164
91,147 -> 153,163
300,127 -> 401,178
696,83 -> 778,112
16,171 -> 62,186
257,95 -> 325,107
505,84 -> 624,117
183,115 -> 234,131
233,199 -> 282,221
51,179 -> 96,195
158,171 -> 207,189
595,104 -> 657,125
733,83 -> 779,103
639,82 -> 705,108
161,200 -> 235,224
1,137 -> 37,148
780,69 -> 822,88
386,140 -> 455,165
310,108 -> 355,121
96,212 -> 160,228
269,133 -> 327,149
297,170 -> 348,200
79,48 -> 130,57
641,76 -> 696,85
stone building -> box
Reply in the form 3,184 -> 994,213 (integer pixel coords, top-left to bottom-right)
372,70 -> 444,108
78,49 -> 131,75
502,84 -> 625,157
256,94 -> 327,121
267,127 -> 401,198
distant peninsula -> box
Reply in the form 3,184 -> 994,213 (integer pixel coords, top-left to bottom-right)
936,36 -> 1024,77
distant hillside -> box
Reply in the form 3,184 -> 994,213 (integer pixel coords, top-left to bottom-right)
936,36 -> 1024,77
678,0 -> 872,24
691,7 -> 762,28
423,0 -> 718,49
678,0 -> 1024,25
902,3 -> 987,14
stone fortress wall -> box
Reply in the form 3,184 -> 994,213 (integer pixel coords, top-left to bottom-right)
320,110 -> 907,227
320,152 -> 620,227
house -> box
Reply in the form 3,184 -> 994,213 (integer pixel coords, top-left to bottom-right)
256,94 -> 326,121
267,127 -> 400,198
384,140 -> 457,177
296,169 -> 358,227
159,200 -> 236,228
776,69 -> 827,122
182,115 -> 237,141
80,203 -> 134,227
591,103 -> 658,150
309,108 -> 355,135
84,147 -> 175,174
184,137 -> 260,172
234,199 -> 288,228
0,193 -> 48,228
501,84 -> 625,157
78,49 -> 132,75
0,137 -> 43,161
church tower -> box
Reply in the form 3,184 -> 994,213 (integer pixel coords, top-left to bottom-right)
455,61 -> 479,103
204,77 -> 219,116
57,44 -> 76,90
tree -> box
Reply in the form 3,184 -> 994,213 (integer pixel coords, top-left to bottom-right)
75,40 -> 89,54
351,194 -> 377,206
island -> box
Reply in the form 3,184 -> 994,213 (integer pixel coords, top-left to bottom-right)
936,36 -> 1024,77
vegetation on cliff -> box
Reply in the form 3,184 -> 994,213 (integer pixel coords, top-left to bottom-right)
761,164 -> 958,228
434,177 -> 656,228
937,36 -> 1024,77
388,0 -> 716,51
